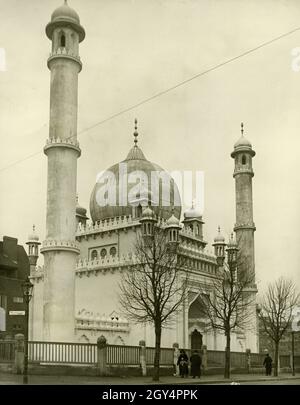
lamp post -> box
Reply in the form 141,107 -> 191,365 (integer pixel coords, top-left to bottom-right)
21,277 -> 33,385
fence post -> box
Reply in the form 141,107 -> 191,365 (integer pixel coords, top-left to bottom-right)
97,335 -> 107,376
14,334 -> 24,375
173,343 -> 179,376
202,345 -> 207,370
139,340 -> 147,376
246,349 -> 251,373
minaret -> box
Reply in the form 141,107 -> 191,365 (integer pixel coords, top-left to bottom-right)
40,1 -> 85,341
231,123 -> 256,283
212,226 -> 226,267
26,225 -> 40,274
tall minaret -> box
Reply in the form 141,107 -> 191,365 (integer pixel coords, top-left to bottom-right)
40,1 -> 85,341
231,123 -> 256,283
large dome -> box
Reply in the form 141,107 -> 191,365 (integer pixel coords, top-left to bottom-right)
90,129 -> 181,223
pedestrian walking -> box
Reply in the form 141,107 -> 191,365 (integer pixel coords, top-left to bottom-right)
190,350 -> 202,378
177,349 -> 189,378
263,353 -> 273,376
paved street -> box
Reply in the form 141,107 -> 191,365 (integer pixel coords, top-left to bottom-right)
0,372 -> 299,385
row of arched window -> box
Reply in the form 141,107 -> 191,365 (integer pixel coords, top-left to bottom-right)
91,246 -> 117,260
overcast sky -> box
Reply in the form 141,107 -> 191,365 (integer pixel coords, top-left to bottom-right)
1,0 -> 300,290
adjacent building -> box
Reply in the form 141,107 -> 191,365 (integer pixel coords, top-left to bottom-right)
0,236 -> 30,338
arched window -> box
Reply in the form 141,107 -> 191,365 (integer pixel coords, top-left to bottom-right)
60,34 -> 66,47
242,155 -> 246,165
110,247 -> 117,257
91,250 -> 98,260
100,248 -> 107,258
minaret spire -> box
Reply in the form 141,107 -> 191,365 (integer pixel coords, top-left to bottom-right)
134,118 -> 138,147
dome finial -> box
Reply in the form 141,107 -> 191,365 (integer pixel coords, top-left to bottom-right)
218,225 -> 220,233
241,122 -> 244,136
134,118 -> 138,147
76,193 -> 79,203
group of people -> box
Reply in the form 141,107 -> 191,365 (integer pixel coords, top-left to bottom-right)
176,349 -> 202,378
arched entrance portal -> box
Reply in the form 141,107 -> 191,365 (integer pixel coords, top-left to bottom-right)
188,293 -> 207,349
191,329 -> 203,350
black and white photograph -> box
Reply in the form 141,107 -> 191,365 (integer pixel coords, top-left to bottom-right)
0,0 -> 300,394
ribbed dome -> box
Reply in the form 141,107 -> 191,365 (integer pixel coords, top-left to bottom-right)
234,135 -> 252,149
27,225 -> 39,242
76,198 -> 87,217
89,132 -> 181,222
231,123 -> 255,158
227,233 -> 237,248
213,227 -> 225,243
141,206 -> 155,220
165,214 -> 180,228
184,205 -> 202,219
51,1 -> 80,24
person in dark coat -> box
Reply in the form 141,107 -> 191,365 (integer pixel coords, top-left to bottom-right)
190,350 -> 202,378
263,353 -> 273,376
177,349 -> 189,378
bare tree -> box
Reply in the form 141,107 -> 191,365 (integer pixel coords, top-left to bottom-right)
258,278 -> 299,376
119,225 -> 188,381
197,251 -> 256,379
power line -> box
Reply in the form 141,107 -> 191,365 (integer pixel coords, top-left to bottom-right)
1,26 -> 300,174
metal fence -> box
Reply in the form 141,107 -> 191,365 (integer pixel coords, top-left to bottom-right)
28,341 -> 97,364
0,340 -> 15,363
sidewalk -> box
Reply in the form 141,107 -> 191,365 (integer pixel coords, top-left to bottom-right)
0,371 -> 299,385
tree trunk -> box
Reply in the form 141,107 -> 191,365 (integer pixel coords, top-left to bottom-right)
224,331 -> 231,379
152,324 -> 162,381
274,342 -> 279,377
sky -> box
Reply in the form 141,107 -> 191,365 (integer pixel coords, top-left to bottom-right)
0,0 -> 300,291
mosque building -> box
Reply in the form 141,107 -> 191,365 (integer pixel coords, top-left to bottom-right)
27,1 -> 258,352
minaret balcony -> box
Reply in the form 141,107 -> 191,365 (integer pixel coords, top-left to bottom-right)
233,167 -> 254,177
44,137 -> 81,157
41,239 -> 80,254
47,49 -> 82,71
234,222 -> 256,231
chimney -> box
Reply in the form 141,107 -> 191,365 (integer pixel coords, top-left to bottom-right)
3,236 -> 18,262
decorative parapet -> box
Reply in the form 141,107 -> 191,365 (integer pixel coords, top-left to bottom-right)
41,239 -> 80,254
76,252 -> 139,277
233,167 -> 254,177
76,215 -> 141,237
76,309 -> 130,333
179,227 -> 205,242
44,137 -> 81,156
234,222 -> 256,231
178,244 -> 217,265
47,49 -> 82,70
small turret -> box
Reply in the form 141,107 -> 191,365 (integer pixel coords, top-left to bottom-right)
226,233 -> 238,266
182,203 -> 204,239
165,210 -> 181,245
212,226 -> 226,266
140,204 -> 157,237
26,225 -> 41,273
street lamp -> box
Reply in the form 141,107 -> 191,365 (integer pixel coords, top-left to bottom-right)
21,277 -> 34,384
